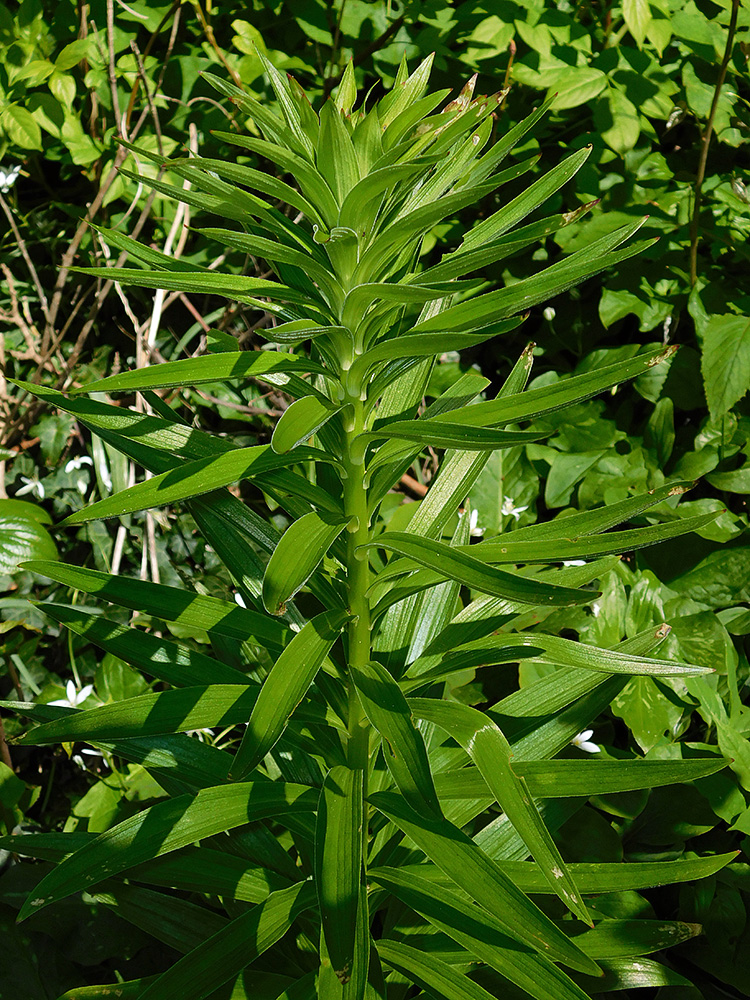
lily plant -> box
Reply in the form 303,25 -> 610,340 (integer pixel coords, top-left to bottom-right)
2,56 -> 731,1000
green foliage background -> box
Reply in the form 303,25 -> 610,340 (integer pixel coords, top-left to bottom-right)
0,1 -> 749,998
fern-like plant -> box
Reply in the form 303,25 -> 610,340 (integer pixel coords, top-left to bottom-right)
3,57 -> 732,1000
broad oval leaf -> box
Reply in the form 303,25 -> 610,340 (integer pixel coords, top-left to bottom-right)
0,504 -> 58,575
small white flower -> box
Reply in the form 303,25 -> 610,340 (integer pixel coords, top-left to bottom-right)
501,496 -> 529,522
543,306 -> 556,322
65,456 -> 93,473
562,560 -> 586,567
0,164 -> 21,193
49,680 -> 95,709
571,729 -> 600,754
72,748 -> 108,770
469,509 -> 484,537
234,592 -> 247,608
16,475 -> 45,500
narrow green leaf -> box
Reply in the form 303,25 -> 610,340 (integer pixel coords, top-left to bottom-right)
434,755 -> 728,800
70,267 -> 319,308
461,147 -> 592,250
350,321 -> 523,381
362,421 -> 543,453
18,782 -> 317,920
39,604 -> 247,686
93,881 -> 227,954
271,396 -> 341,453
209,130 -> 339,225
12,380 -> 231,463
376,940 -> 500,1000
23,561 -> 290,648
13,685 -> 258,745
138,883 -> 316,1000
351,660 -> 440,815
229,610 -> 349,779
368,791 -> 600,975
61,445 -> 332,525
567,918 -> 701,959
76,351 -> 328,394
508,481 -> 696,542
431,346 -> 677,428
262,511 -> 349,615
362,534 -> 592,607
399,850 -> 737,895
373,870 -> 591,1000
418,630 -> 711,677
572,956 -> 691,992
468,511 -> 721,564
316,766 -> 364,984
409,699 -> 590,923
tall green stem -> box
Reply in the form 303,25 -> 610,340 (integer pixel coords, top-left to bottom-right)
342,393 -> 371,770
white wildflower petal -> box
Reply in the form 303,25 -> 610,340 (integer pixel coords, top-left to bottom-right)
66,680 -> 77,703
234,592 -> 247,608
65,456 -> 94,473
571,729 -> 600,754
78,684 -> 95,703
0,164 -> 21,193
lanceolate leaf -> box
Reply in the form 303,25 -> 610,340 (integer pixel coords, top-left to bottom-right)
373,871 -> 591,1000
368,791 -> 600,975
361,422 -> 544,452
13,685 -> 259,745
361,534 -> 592,607
18,782 -> 318,920
263,511 -> 350,615
433,755 -> 727,800
428,346 -> 677,427
229,610 -> 349,779
351,659 -> 440,815
316,766 -> 364,985
138,883 -> 317,1000
413,631 -> 711,678
271,395 -> 341,453
376,939 -> 505,1000
39,605 -> 248,687
467,511 -> 720,564
408,699 -> 590,923
23,561 -> 290,648
508,481 -> 696,541
76,351 -> 329,394
397,851 -> 737,896
61,445 -> 333,525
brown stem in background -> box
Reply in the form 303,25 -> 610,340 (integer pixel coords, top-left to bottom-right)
0,714 -> 13,771
689,0 -> 740,287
